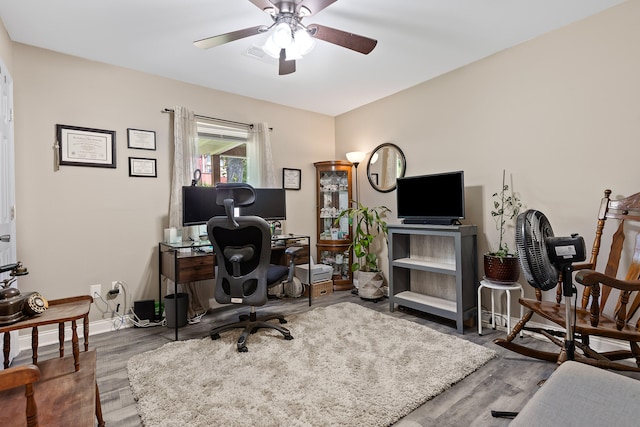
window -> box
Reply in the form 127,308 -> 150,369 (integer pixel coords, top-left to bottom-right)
196,120 -> 249,186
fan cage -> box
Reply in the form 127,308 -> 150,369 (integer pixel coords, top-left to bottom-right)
516,210 -> 559,291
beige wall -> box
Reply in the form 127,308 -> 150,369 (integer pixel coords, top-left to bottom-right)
335,1 -> 640,301
12,43 -> 333,322
4,1 -> 640,327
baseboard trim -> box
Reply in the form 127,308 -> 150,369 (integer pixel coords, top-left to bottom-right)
19,307 -> 630,356
18,299 -> 222,352
18,315 -> 133,352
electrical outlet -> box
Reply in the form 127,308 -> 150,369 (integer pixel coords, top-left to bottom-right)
108,281 -> 121,297
90,284 -> 101,298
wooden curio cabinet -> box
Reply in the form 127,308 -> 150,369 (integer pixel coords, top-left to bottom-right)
314,160 -> 353,290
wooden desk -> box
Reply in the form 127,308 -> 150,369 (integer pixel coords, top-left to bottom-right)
159,236 -> 312,340
159,241 -> 216,341
0,295 -> 104,426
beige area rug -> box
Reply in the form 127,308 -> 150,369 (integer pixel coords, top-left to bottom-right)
127,302 -> 496,427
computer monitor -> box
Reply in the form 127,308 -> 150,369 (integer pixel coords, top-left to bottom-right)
182,186 -> 287,226
182,186 -> 225,226
241,188 -> 287,221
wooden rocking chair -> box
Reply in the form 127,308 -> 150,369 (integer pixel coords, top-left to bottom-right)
494,189 -> 640,371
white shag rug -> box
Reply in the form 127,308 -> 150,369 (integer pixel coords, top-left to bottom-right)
128,302 -> 496,427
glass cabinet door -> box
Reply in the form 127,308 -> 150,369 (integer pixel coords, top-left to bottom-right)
319,169 -> 350,242
318,247 -> 351,283
314,160 -> 353,290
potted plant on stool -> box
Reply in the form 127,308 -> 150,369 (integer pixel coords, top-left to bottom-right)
336,203 -> 390,300
484,170 -> 522,283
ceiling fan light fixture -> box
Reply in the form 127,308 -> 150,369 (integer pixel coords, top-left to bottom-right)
293,28 -> 315,55
272,22 -> 292,49
299,6 -> 311,17
262,35 -> 281,58
285,44 -> 303,61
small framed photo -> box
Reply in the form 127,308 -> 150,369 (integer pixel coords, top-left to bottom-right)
283,168 -> 301,190
56,124 -> 116,168
129,157 -> 157,178
127,128 -> 156,150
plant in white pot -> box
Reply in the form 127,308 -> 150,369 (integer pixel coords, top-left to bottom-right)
484,170 -> 522,283
335,203 -> 390,300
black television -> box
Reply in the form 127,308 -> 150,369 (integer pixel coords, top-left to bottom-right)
396,171 -> 465,225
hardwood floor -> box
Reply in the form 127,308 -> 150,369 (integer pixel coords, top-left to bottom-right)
11,291 -> 638,426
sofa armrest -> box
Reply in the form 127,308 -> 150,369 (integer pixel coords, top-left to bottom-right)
510,361 -> 640,427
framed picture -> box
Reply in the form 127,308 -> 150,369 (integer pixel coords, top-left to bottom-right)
129,157 -> 157,178
56,124 -> 116,168
283,168 -> 301,190
127,128 -> 156,150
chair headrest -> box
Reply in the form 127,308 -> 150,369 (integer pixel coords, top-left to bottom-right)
214,183 -> 256,228
215,183 -> 255,207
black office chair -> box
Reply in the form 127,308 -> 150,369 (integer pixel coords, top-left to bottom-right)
207,183 -> 298,352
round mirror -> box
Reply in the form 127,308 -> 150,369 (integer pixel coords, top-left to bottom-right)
367,143 -> 406,193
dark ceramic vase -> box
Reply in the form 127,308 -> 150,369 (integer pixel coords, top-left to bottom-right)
483,254 -> 520,283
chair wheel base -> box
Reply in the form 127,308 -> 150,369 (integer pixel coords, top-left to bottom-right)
284,335 -> 294,341
211,333 -> 221,340
238,346 -> 248,352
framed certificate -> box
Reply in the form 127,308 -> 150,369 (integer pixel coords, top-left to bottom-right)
56,124 -> 116,168
129,157 -> 157,177
283,168 -> 301,190
127,128 -> 156,150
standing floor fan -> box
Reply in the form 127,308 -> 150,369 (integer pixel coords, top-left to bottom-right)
515,209 -> 586,360
491,209 -> 587,420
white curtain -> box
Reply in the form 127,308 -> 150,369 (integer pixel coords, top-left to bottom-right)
168,106 -> 209,318
247,122 -> 276,187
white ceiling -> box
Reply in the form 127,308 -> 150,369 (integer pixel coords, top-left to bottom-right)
0,0 -> 625,116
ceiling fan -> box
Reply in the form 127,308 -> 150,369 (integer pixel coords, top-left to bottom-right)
194,0 -> 377,75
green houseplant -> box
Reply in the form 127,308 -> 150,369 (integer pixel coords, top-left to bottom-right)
484,170 -> 522,283
335,203 -> 390,299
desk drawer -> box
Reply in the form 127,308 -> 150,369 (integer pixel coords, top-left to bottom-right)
161,251 -> 215,283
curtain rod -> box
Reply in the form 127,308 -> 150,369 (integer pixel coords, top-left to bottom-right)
162,108 -> 252,128
163,108 -> 274,130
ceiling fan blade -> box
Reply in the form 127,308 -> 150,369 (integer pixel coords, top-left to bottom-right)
279,49 -> 296,75
247,0 -> 279,14
308,24 -> 377,54
194,25 -> 268,49
298,0 -> 338,16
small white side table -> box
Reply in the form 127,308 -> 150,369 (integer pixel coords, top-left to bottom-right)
477,279 -> 523,336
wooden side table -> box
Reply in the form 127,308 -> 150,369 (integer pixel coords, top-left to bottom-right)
0,295 -> 104,426
0,350 -> 97,426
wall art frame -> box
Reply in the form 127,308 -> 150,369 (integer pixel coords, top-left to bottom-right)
283,168 -> 301,190
56,124 -> 116,168
127,128 -> 156,150
129,157 -> 157,178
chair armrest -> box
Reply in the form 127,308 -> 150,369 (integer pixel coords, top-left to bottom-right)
575,269 -> 640,291
0,364 -> 40,392
571,262 -> 595,271
285,246 -> 303,257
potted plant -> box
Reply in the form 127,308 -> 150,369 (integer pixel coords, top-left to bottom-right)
484,170 -> 522,283
335,203 -> 390,300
